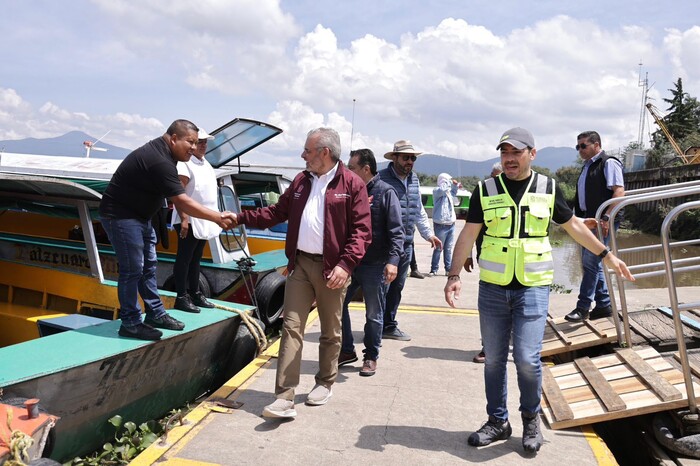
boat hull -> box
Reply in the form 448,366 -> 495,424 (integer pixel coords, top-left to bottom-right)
0,310 -> 250,462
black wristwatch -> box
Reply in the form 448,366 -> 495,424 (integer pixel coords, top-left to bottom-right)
601,214 -> 610,222
598,248 -> 610,259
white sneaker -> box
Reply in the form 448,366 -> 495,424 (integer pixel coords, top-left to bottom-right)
427,272 -> 437,277
306,384 -> 333,406
262,398 -> 296,419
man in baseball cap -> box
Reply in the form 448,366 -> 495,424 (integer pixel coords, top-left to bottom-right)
444,127 -> 634,453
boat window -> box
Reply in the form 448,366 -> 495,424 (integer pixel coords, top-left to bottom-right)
205,119 -> 282,169
218,185 -> 245,252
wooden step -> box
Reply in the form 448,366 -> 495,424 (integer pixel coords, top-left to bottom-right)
541,346 -> 700,429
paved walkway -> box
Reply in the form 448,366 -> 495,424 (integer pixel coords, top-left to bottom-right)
132,223 -> 700,465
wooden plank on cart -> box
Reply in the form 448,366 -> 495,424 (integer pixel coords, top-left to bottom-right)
541,316 -> 617,357
547,318 -> 572,345
615,348 -> 682,401
583,319 -> 607,338
542,365 -> 574,422
541,347 -> 698,429
574,357 -> 626,412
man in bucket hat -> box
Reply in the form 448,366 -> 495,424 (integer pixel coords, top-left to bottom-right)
444,127 -> 634,453
379,140 -> 442,341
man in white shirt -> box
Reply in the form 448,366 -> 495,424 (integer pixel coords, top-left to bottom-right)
171,128 -> 221,313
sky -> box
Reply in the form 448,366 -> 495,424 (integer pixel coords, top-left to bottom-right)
2,0 -> 699,167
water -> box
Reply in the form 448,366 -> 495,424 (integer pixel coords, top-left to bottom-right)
550,226 -> 700,292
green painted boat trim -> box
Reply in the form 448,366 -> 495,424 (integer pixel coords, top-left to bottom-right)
0,306 -> 252,386
0,232 -> 287,273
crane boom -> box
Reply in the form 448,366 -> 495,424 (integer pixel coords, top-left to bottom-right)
646,103 -> 689,164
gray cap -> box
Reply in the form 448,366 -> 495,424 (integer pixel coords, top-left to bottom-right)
496,127 -> 535,150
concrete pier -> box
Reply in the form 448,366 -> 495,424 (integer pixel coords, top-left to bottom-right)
132,223 -> 700,465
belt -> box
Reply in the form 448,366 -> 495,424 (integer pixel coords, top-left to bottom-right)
297,250 -> 323,260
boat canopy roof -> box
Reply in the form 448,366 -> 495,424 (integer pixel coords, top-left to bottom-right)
205,118 -> 283,169
0,172 -> 104,219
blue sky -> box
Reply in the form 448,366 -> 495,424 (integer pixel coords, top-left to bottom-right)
2,0 -> 699,166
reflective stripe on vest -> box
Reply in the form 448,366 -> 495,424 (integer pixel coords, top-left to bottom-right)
478,172 -> 556,286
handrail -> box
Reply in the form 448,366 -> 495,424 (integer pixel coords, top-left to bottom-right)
661,200 -> 700,413
624,179 -> 700,196
595,184 -> 700,347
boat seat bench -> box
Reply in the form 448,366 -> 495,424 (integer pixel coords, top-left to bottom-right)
0,301 -> 70,346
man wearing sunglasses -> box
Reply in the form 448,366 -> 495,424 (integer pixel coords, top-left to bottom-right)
564,131 -> 625,323
379,140 -> 442,341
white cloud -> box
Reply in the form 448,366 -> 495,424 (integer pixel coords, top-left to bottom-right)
89,0 -> 300,95
664,26 -> 700,96
0,88 -> 163,148
3,4 -> 700,167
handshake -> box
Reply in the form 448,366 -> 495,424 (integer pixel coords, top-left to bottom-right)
216,211 -> 239,230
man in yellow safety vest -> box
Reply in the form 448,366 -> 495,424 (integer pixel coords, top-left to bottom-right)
444,127 -> 634,453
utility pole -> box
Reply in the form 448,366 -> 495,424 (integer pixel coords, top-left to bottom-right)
350,99 -> 356,152
637,61 -> 649,148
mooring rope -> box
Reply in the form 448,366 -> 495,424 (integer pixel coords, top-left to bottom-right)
214,303 -> 268,351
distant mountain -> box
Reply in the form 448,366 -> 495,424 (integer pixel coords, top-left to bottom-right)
378,146 -> 579,178
0,131 -> 131,159
1,132 -> 580,175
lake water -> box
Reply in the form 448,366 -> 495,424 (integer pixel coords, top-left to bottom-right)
550,226 -> 700,292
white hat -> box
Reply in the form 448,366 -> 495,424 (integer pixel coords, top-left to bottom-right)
198,128 -> 214,140
383,140 -> 423,160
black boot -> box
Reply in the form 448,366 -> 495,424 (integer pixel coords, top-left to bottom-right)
174,294 -> 200,313
564,307 -> 589,322
522,413 -> 543,452
192,291 -> 215,308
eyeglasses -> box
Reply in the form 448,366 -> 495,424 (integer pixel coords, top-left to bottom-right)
303,146 -> 325,155
576,142 -> 595,151
399,154 -> 417,162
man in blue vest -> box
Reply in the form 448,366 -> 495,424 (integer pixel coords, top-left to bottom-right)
444,127 -> 634,453
340,148 -> 404,376
564,131 -> 625,322
379,140 -> 442,341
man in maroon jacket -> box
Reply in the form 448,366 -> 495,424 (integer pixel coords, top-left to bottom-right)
233,127 -> 372,419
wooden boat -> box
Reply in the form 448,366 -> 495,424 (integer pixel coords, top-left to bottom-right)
0,123 -> 279,461
0,118 -> 289,327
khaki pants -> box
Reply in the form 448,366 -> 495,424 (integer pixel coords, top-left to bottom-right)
275,253 -> 349,400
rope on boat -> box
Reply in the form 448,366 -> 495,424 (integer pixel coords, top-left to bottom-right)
214,303 -> 268,351
1,407 -> 37,466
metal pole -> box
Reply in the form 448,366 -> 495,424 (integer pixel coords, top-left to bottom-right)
350,99 -> 356,152
661,200 -> 700,413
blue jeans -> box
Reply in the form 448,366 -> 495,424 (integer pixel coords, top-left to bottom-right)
341,263 -> 388,360
478,281 -> 549,421
384,242 -> 412,333
430,222 -> 455,274
100,217 -> 167,327
576,226 -> 616,310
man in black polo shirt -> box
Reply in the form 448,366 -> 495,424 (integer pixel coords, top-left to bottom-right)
99,119 -> 235,341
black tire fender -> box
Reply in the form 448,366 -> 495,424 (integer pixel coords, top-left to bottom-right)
254,272 -> 285,327
228,317 -> 266,375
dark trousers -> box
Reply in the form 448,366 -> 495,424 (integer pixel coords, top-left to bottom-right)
173,224 -> 207,296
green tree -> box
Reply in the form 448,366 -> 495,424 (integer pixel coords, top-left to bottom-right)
647,78 -> 700,168
662,78 -> 700,140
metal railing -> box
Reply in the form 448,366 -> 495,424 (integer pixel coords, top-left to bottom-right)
596,183 -> 700,412
661,200 -> 700,412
